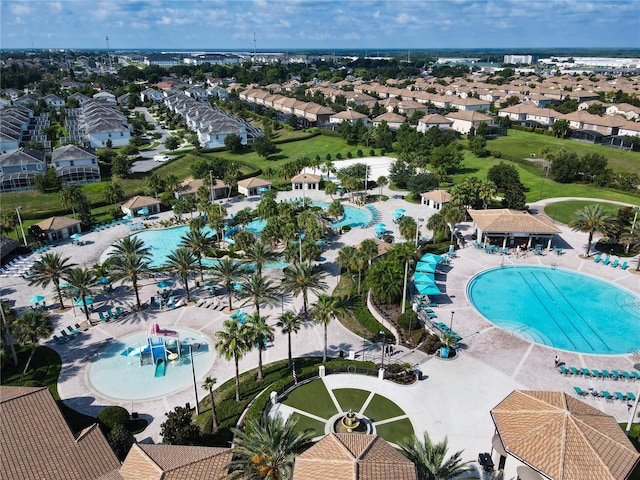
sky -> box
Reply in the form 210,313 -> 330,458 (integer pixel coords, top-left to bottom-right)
1,0 -> 639,51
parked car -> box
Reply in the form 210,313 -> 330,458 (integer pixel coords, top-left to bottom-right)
154,155 -> 169,162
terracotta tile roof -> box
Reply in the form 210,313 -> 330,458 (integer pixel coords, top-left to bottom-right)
420,190 -> 451,203
292,434 -> 417,480
291,173 -> 321,183
491,390 -> 640,480
121,195 -> 160,209
0,386 -> 120,480
35,216 -> 81,231
237,177 -> 272,188
118,444 -> 231,480
469,209 -> 561,235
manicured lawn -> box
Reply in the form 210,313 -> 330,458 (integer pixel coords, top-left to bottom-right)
544,200 -> 625,225
374,418 -> 415,445
289,412 -> 326,438
488,129 -> 640,175
362,393 -> 405,422
282,379 -> 338,419
333,388 -> 371,413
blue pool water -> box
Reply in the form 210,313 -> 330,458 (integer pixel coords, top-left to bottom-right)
87,328 -> 214,401
313,202 -> 372,229
467,266 -> 640,354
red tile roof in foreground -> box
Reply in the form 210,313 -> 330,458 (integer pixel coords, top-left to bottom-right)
0,386 -> 120,480
491,390 -> 640,480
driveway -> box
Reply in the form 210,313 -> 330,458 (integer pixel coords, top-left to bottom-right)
131,107 -> 170,173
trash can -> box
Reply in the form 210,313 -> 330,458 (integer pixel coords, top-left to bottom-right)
339,350 -> 344,358
417,370 -> 423,381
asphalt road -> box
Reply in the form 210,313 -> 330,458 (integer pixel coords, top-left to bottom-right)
130,106 -> 170,173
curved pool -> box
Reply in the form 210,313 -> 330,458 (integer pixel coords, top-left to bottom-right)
86,328 -> 214,401
467,266 -> 640,354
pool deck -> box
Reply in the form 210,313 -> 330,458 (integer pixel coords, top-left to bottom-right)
2,188 -> 639,459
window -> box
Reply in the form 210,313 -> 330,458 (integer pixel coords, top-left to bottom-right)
69,161 -> 74,166
36,163 -> 43,171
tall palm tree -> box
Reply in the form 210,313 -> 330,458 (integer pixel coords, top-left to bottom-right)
399,216 -> 418,243
210,258 -> 246,310
281,262 -> 327,316
244,241 -> 276,276
108,237 -> 152,310
337,245 -> 357,279
400,432 -> 471,480
245,312 -> 274,381
165,247 -> 198,302
147,173 -> 164,199
365,259 -> 404,305
310,294 -> 350,363
359,238 -> 379,266
376,175 -> 388,198
351,249 -> 367,295
238,273 -> 280,316
276,310 -> 304,367
12,309 -> 53,374
60,185 -> 82,219
201,376 -> 218,432
427,213 -> 447,245
440,204 -> 465,245
103,181 -> 124,210
63,267 -> 99,322
179,229 -> 213,284
215,319 -> 250,402
226,413 -> 312,480
569,204 -> 612,257
27,252 -> 76,309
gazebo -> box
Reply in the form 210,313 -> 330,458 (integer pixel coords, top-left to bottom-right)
468,209 -> 561,250
490,390 -> 640,480
35,216 -> 81,242
121,195 -> 160,217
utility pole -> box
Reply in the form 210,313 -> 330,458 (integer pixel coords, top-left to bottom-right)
105,36 -> 113,72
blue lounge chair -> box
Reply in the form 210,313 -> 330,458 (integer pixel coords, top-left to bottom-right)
573,386 -> 588,396
628,392 -> 637,401
559,365 -> 570,375
620,261 -> 628,270
614,392 -> 627,401
67,325 -> 81,335
611,258 -> 619,268
630,371 -> 640,381
52,334 -> 66,344
602,256 -> 611,266
600,390 -> 613,400
60,330 -> 72,340
620,371 -> 632,380
98,311 -> 109,322
581,368 -> 591,376
591,369 -> 603,378
107,308 -> 118,320
593,253 -> 602,263
601,369 -> 614,379
569,367 -> 580,375
116,306 -> 127,317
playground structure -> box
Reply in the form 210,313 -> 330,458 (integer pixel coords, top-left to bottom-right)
121,323 -> 184,377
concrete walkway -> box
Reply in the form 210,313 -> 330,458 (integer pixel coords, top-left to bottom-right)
2,187 -> 639,460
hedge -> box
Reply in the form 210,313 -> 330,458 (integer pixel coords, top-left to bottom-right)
98,406 -> 130,432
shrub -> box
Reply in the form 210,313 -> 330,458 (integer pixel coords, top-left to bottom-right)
357,149 -> 364,157
369,149 -> 375,156
342,225 -> 351,233
420,334 -> 444,355
336,152 -> 343,159
98,406 -> 130,431
492,151 -> 502,158
347,151 -> 353,158
397,311 -> 418,330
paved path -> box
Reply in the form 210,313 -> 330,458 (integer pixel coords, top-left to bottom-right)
2,187 -> 639,459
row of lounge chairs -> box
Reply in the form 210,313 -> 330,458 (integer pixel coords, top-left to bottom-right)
593,253 -> 629,269
362,205 -> 381,228
559,365 -> 640,380
53,324 -> 86,343
573,386 -> 637,402
93,219 -> 128,231
435,321 -> 463,341
98,307 -> 127,322
196,298 -> 225,310
230,309 -> 248,324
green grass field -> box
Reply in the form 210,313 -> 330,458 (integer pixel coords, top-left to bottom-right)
289,412 -> 326,438
362,393 -> 405,422
333,388 -> 371,412
282,379 -> 338,419
543,200 -> 625,225
374,418 -> 415,445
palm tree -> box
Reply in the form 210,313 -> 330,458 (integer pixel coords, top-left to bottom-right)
359,238 -> 379,266
179,229 -> 213,284
12,309 -> 53,374
311,294 -> 350,363
201,376 -> 218,432
238,273 -> 280,316
245,312 -> 274,381
399,216 -> 418,243
569,204 -> 612,257
210,258 -> 245,310
376,175 -> 388,198
165,247 -> 198,302
60,185 -> 82,219
226,413 -> 312,480
427,213 -> 447,244
276,310 -> 304,367
108,237 -> 152,310
282,262 -> 327,316
351,249 -> 367,295
147,173 -> 164,199
104,182 -> 124,210
440,204 -> 465,245
63,267 -> 99,322
400,432 -> 471,480
337,245 -> 357,279
27,252 -> 76,309
215,319 -> 250,402
244,241 -> 276,276
365,259 -> 404,305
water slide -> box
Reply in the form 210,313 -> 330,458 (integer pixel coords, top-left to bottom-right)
154,357 -> 166,377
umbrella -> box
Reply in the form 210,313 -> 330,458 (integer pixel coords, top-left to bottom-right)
59,282 -> 70,289
414,273 -> 435,283
75,297 -> 94,306
123,215 -> 132,221
157,280 -> 174,289
420,253 -> 443,263
70,233 -> 82,239
415,262 -> 436,273
137,208 -> 149,216
29,295 -> 45,304
97,276 -> 110,285
375,223 -> 386,228
417,283 -> 441,296
259,187 -> 269,193
375,227 -> 386,233
203,279 -> 214,286
395,208 -> 406,213
233,284 -> 244,291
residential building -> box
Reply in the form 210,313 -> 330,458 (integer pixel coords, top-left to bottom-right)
237,177 -> 272,196
421,190 -> 451,210
35,216 -> 82,241
372,111 -> 407,130
51,144 -> 101,185
291,173 -> 321,191
445,110 -> 494,134
416,114 -> 453,133
329,110 -> 371,126
81,99 -> 131,148
121,196 -> 161,217
0,148 -> 46,192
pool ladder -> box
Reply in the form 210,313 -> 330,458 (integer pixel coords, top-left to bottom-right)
511,324 -> 531,336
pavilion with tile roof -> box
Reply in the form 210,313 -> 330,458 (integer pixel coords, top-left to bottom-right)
490,390 -> 640,480
292,433 -> 417,480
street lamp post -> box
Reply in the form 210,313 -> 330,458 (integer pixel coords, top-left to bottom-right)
450,311 -> 455,331
401,259 -> 410,314
15,206 -> 27,247
189,344 -> 200,415
209,171 -> 214,204
379,331 -> 386,368
415,218 -> 424,245
297,231 -> 304,263
626,206 -> 639,253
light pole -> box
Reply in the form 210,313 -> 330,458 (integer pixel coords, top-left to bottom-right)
379,331 -> 386,368
189,343 -> 200,415
209,171 -> 214,204
401,259 -> 410,314
450,311 -> 455,331
15,206 -> 27,247
298,231 -> 304,263
415,217 -> 424,245
626,206 -> 639,253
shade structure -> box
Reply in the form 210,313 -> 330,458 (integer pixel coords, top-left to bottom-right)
70,233 -> 82,239
97,276 -> 110,285
375,223 -> 386,228
391,212 -> 403,217
415,262 -> 436,273
59,282 -> 70,289
416,283 -> 441,296
75,297 -> 93,306
137,208 -> 149,216
233,284 -> 244,291
29,295 -> 45,304
157,280 -> 174,289
375,227 -> 386,233
123,215 -> 132,220
420,253 -> 443,264
414,273 -> 435,283
395,208 -> 406,213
